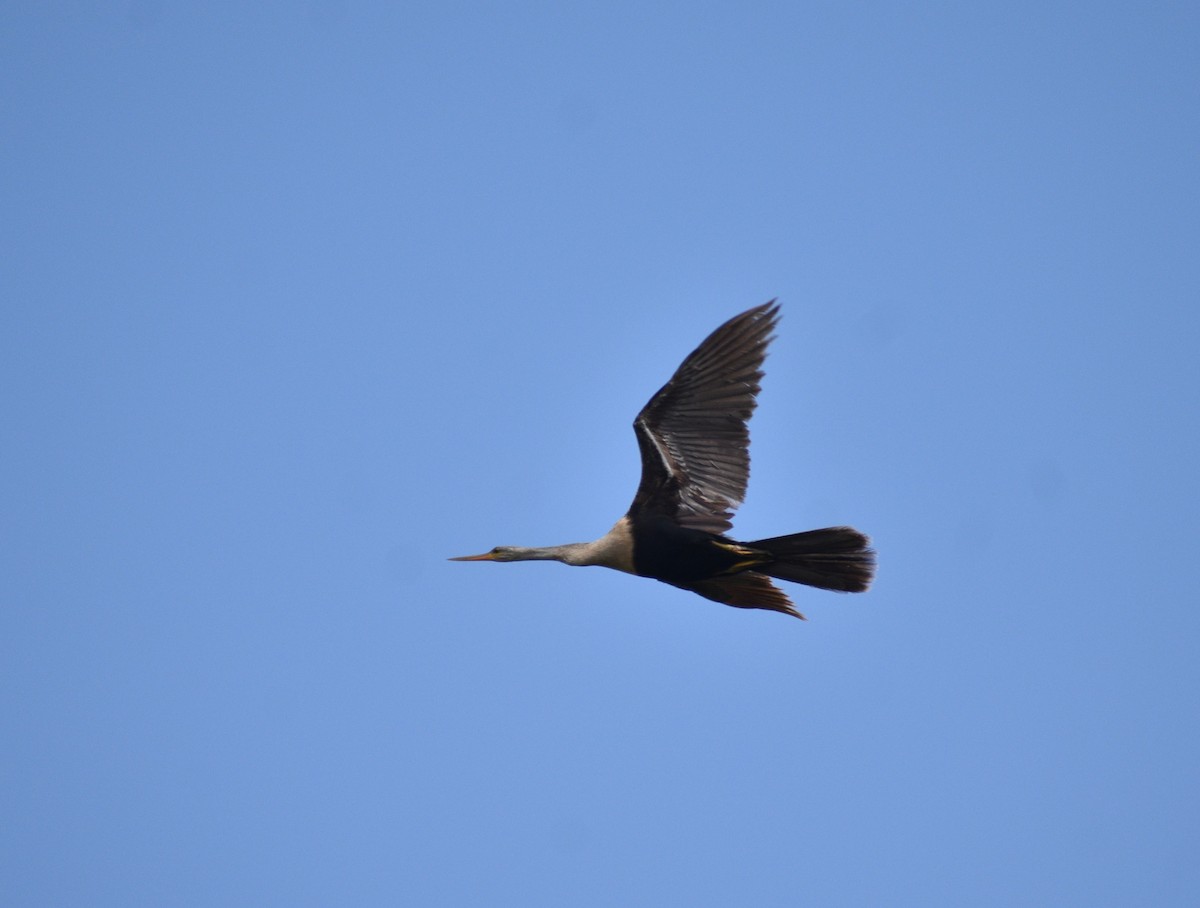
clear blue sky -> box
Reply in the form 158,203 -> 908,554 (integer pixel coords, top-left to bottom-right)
3,3 -> 1198,905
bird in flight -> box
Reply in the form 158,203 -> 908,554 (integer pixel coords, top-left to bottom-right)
451,301 -> 874,619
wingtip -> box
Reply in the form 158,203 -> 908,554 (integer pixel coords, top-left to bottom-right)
748,298 -> 781,341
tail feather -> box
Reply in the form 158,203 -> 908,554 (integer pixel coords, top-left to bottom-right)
748,527 -> 875,593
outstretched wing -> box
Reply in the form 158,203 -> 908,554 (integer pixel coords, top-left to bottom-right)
628,301 -> 779,533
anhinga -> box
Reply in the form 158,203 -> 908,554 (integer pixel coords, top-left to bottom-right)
451,301 -> 875,619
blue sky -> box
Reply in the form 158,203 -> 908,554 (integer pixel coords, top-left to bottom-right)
3,3 -> 1198,905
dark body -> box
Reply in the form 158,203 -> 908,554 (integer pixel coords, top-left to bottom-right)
631,517 -> 761,585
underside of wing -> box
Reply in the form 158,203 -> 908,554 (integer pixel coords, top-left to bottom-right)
629,301 -> 779,533
683,572 -> 805,620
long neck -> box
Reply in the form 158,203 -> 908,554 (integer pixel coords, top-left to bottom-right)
507,543 -> 594,564
512,518 -> 636,574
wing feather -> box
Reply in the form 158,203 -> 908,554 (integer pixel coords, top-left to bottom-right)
628,301 -> 779,532
684,572 -> 805,620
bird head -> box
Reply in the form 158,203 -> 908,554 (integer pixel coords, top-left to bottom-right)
448,546 -> 522,562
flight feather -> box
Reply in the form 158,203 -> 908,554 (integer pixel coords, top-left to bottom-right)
628,300 -> 779,533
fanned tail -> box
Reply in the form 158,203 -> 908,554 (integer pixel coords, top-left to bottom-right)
748,527 -> 875,593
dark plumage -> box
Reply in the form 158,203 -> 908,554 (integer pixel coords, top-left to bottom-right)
450,301 -> 875,619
